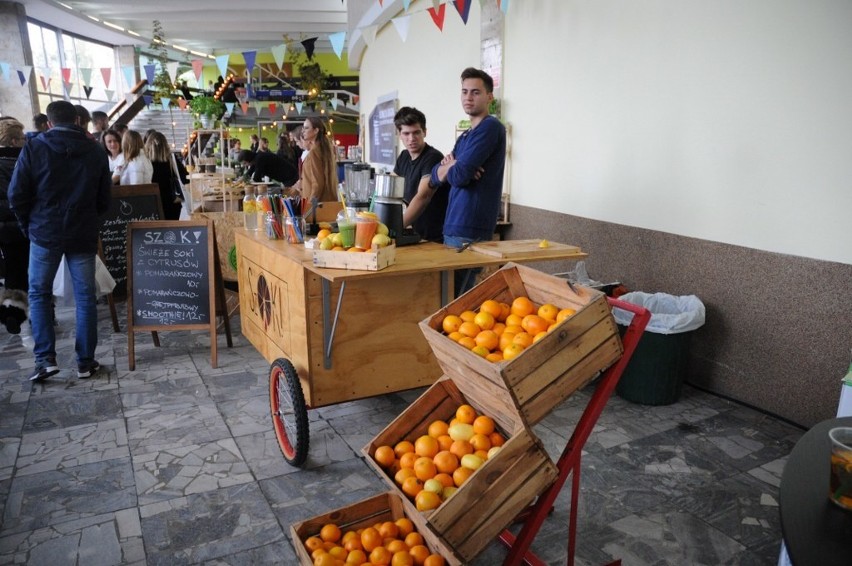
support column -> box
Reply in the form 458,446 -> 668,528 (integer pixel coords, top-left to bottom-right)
0,1 -> 37,121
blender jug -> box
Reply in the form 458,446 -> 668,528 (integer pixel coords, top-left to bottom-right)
343,163 -> 373,209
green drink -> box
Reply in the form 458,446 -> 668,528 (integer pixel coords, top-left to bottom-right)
338,221 -> 356,248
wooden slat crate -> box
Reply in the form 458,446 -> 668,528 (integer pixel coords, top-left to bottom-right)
312,243 -> 396,271
362,377 -> 558,562
420,262 -> 623,426
290,491 -> 461,566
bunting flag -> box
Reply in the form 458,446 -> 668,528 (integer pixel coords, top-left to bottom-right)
428,3 -> 447,31
499,0 -> 509,13
225,102 -> 235,115
105,89 -> 115,102
352,95 -> 359,107
295,101 -> 304,114
80,68 -> 92,87
454,0 -> 472,24
271,44 -> 287,71
330,98 -> 340,111
253,100 -> 263,115
143,94 -> 153,106
215,54 -> 230,79
242,51 -> 257,75
268,103 -> 277,115
100,67 -> 112,88
83,86 -> 94,99
39,75 -> 49,91
166,61 -> 179,83
177,97 -> 188,110
143,64 -> 156,85
122,65 -> 135,89
301,37 -> 317,60
329,32 -> 346,60
361,25 -> 378,46
403,0 -> 412,9
61,67 -> 72,83
378,0 -> 383,6
17,66 -> 32,86
161,98 -> 171,111
392,16 -> 411,42
0,62 -> 10,81
240,101 -> 249,115
191,58 -> 204,82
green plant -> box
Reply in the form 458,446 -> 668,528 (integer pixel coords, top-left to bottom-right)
147,20 -> 174,105
283,35 -> 328,100
189,95 -> 225,118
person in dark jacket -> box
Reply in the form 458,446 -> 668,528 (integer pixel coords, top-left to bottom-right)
237,149 -> 299,186
0,118 -> 29,334
8,100 -> 111,381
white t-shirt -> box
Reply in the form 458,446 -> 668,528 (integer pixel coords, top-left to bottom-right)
119,155 -> 153,185
108,152 -> 125,173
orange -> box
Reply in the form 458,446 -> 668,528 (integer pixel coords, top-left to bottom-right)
432,450 -> 459,474
344,536 -> 363,552
459,310 -> 476,322
498,332 -> 517,352
413,457 -> 437,481
313,552 -> 338,566
556,308 -> 576,323
457,321 -> 481,339
409,545 -> 430,565
441,314 -> 462,334
427,420 -> 449,439
469,433 -> 492,452
399,452 -> 418,470
305,536 -> 325,552
391,550 -> 414,566
485,351 -> 504,363
479,299 -> 503,319
474,449 -> 489,461
320,523 -> 342,543
433,472 -> 455,489
374,445 -> 396,469
449,439 -> 473,458
394,517 -> 414,538
331,246 -> 346,252
533,331 -> 548,343
346,549 -> 368,564
511,296 -> 536,317
474,330 -> 498,351
404,532 -> 425,549
342,531 -> 359,545
521,314 -> 550,336
457,336 -> 477,350
498,302 -> 511,321
311,548 -> 328,561
472,415 -> 495,436
489,432 -> 506,447
473,311 -> 495,331
470,345 -> 489,358
378,521 -> 399,540
504,313 -> 524,328
322,540 -> 337,550
423,555 -> 446,566
328,546 -> 348,560
491,322 -> 506,336
455,404 -> 477,424
503,343 -> 525,361
436,434 -> 453,451
503,324 -> 524,336
394,441 -> 415,458
347,246 -> 365,252
401,476 -> 424,498
452,466 -> 474,487
512,332 -> 533,348
415,490 -> 442,511
369,546 -> 392,565
414,435 -> 439,458
386,540 -> 408,554
446,331 -> 463,343
538,303 -> 559,322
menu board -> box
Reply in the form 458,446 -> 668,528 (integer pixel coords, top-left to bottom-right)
368,97 -> 397,166
127,220 -> 213,327
100,184 -> 163,297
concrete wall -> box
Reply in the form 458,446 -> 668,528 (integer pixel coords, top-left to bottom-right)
0,2 -> 36,121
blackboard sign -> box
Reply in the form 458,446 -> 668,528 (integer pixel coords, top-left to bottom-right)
369,97 -> 397,166
100,184 -> 163,297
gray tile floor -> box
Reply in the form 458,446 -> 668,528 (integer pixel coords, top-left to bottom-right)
0,302 -> 802,565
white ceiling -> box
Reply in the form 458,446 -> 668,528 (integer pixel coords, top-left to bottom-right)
19,0 -> 349,57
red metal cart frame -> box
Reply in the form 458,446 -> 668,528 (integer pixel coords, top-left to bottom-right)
498,297 -> 651,566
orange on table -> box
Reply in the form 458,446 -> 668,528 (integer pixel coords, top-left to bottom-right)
459,310 -> 477,322
511,296 -> 536,317
470,345 -> 489,358
538,303 -> 559,321
415,489 -> 442,511
556,307 -> 577,322
521,314 -> 550,336
433,472 -> 455,489
394,440 -> 415,458
409,545 -> 430,565
433,450 -> 459,474
446,331 -> 463,343
457,336 -> 476,350
369,546 -> 392,565
320,523 -> 342,543
441,314 -> 462,334
469,433 -> 492,452
457,321 -> 481,338
474,330 -> 498,351
374,445 -> 396,469
399,452 -> 418,470
512,332 -> 534,348
456,404 -> 477,424
452,466 -> 474,487
503,343 -> 525,361
427,420 -> 449,439
473,311 -> 495,330
414,435 -> 439,458
472,415 -> 495,436
413,457 -> 437,481
449,439 -> 473,458
401,476 -> 424,498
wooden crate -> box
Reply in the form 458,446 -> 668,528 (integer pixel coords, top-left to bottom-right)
312,243 -> 396,271
362,377 -> 558,562
420,262 -> 623,426
290,491 -> 461,566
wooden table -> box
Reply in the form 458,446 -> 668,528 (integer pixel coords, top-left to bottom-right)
234,229 -> 587,466
779,416 -> 852,566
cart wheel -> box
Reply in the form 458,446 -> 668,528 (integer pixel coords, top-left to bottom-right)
269,358 -> 309,466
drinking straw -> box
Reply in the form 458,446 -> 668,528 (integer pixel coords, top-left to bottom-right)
282,198 -> 302,242
338,187 -> 351,222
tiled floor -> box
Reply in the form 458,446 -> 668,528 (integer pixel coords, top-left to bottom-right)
0,302 -> 803,565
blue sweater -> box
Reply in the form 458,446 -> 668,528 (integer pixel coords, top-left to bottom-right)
431,116 -> 506,241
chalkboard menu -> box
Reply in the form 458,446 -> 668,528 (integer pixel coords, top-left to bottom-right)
100,184 -> 163,297
369,97 -> 398,166
127,220 -> 212,327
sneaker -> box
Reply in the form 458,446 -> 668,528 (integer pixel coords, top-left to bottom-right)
77,361 -> 101,379
29,361 -> 59,382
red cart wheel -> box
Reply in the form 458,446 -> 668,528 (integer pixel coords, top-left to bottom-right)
269,358 -> 309,466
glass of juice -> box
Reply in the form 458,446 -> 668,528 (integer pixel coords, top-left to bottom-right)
338,221 -> 356,248
355,215 -> 378,249
829,427 -> 852,510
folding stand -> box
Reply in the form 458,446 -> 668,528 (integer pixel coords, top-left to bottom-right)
498,297 -> 652,566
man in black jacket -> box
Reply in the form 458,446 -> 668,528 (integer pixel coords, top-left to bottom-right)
8,101 -> 111,381
237,149 -> 299,187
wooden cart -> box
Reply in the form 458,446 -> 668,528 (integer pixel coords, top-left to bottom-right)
234,229 -> 587,466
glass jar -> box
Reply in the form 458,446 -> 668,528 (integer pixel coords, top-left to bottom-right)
243,187 -> 257,231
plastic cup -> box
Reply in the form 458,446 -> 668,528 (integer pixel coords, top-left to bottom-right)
829,427 -> 852,510
285,216 -> 305,244
355,216 -> 378,249
338,221 -> 356,248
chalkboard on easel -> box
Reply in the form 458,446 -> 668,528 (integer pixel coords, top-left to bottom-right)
99,184 -> 163,297
126,219 -> 231,370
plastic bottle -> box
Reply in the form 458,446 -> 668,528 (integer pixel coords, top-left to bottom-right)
255,185 -> 270,230
243,187 -> 257,230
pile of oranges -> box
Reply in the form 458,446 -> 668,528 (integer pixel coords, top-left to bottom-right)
372,404 -> 506,512
440,297 -> 576,363
304,518 -> 446,566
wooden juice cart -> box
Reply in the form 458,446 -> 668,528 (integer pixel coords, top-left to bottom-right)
234,228 -> 588,466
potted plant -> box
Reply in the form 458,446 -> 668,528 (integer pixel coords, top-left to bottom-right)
189,95 -> 225,128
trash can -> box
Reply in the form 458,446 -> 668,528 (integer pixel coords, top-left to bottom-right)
612,292 -> 706,405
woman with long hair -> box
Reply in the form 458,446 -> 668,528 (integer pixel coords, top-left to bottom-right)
297,117 -> 337,202
144,130 -> 182,219
0,118 -> 29,333
101,129 -> 124,175
113,130 -> 152,186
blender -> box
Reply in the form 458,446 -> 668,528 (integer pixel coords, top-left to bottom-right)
342,163 -> 373,216
373,174 -> 422,246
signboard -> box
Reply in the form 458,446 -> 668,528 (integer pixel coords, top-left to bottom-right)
368,97 -> 397,166
99,184 -> 163,297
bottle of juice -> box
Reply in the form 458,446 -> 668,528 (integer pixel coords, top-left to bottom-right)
255,185 -> 270,230
243,187 -> 257,230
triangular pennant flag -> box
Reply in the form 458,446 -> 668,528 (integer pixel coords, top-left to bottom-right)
392,16 -> 411,42
105,89 -> 115,102
166,61 -> 179,83
143,64 -> 156,85
83,85 -> 94,99
191,59 -> 204,82
80,68 -> 92,87
403,0 -> 412,9
379,0 -> 383,6
330,98 -> 340,111
301,37 -> 317,60
225,102 -> 235,115
428,4 -> 446,31
63,80 -> 73,92
39,74 -> 48,90
100,67 -> 112,87
362,25 -> 378,46
143,94 -> 154,106
352,95 -> 359,106
253,100 -> 264,115
18,66 -> 32,86
499,0 -> 509,14
329,32 -> 346,60
240,101 -> 249,115
161,98 -> 172,111
266,103 -> 275,116
0,62 -> 10,81
122,66 -> 135,89
271,44 -> 287,71
295,101 -> 304,114
242,51 -> 257,74
215,54 -> 230,79
61,67 -> 72,83
454,0 -> 472,24
177,97 -> 188,110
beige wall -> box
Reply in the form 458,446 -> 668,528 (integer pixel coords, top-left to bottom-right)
0,2 -> 36,121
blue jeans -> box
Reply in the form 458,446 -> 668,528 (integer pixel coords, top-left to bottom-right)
444,235 -> 482,297
28,243 -> 98,367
